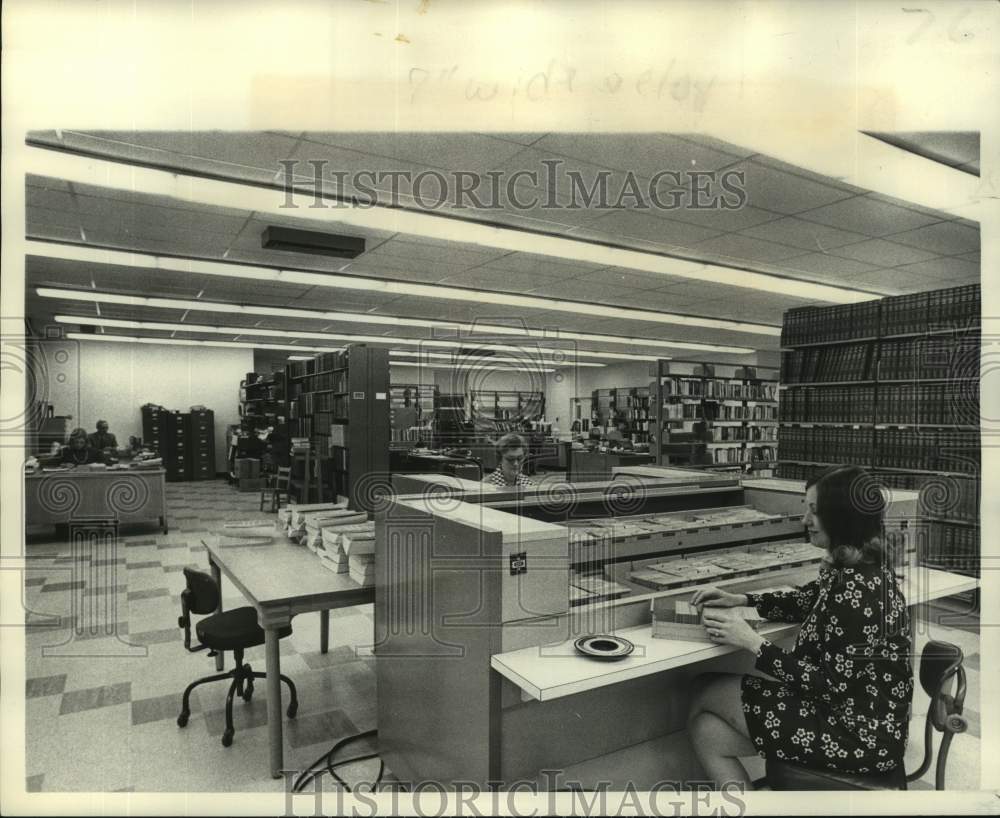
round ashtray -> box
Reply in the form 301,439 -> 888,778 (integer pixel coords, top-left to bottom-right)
573,634 -> 635,661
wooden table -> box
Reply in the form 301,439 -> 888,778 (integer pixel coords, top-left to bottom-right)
202,536 -> 374,777
25,467 -> 168,532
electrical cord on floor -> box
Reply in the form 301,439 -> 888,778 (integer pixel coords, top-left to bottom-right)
293,728 -> 384,793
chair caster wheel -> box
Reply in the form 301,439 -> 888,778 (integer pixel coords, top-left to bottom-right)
287,702 -> 298,719
946,714 -> 968,733
221,729 -> 234,747
177,711 -> 189,728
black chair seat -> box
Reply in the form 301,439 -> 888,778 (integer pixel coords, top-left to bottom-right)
195,606 -> 292,652
766,758 -> 906,791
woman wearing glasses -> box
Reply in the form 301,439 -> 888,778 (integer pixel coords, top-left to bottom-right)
483,432 -> 535,488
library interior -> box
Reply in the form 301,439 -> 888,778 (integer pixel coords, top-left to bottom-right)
16,131 -> 982,794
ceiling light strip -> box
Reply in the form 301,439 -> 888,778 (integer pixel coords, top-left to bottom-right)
24,145 -> 879,305
53,315 -> 664,361
64,332 -> 552,372
35,285 -> 758,352
28,239 -> 776,340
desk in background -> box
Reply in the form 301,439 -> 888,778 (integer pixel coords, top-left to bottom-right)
390,450 -> 483,482
566,449 -> 654,481
25,468 -> 168,533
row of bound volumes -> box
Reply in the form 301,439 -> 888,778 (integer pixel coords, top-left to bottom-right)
661,378 -> 776,399
287,351 -> 348,379
779,427 -> 873,465
880,292 -> 930,337
876,382 -> 979,426
710,403 -> 778,421
882,285 -> 980,336
780,301 -> 880,346
874,428 -> 980,474
297,371 -> 347,394
877,335 -> 980,381
709,425 -> 778,442
780,285 -> 979,347
920,475 -> 978,522
710,445 -> 777,464
776,462 -> 825,481
780,385 -> 875,424
927,283 -> 980,329
781,343 -> 873,383
924,522 -> 980,577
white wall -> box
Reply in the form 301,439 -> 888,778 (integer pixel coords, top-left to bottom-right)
45,340 -> 252,472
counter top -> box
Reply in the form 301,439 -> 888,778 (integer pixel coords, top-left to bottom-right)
491,567 -> 978,702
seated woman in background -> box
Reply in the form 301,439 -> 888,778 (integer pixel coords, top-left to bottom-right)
483,432 -> 534,488
59,427 -> 108,466
686,465 -> 912,789
606,419 -> 634,451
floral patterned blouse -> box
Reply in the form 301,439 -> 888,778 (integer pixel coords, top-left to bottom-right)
740,561 -> 913,773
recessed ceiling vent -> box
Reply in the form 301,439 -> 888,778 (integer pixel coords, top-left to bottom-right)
261,226 -> 366,259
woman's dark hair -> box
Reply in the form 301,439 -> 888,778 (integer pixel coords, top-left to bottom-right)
495,433 -> 528,457
806,465 -> 886,567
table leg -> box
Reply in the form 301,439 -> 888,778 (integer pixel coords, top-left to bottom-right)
210,559 -> 224,672
265,627 -> 284,778
320,609 -> 330,654
488,668 -> 502,789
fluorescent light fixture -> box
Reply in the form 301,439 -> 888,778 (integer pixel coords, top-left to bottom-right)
390,361 -> 555,373
29,241 -> 774,342
65,333 -> 342,353
387,349 -> 605,367
24,145 -> 885,304
36,285 -> 753,352
64,332 -> 550,372
54,315 -> 662,362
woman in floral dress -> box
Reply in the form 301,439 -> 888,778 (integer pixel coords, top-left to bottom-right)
686,465 -> 913,789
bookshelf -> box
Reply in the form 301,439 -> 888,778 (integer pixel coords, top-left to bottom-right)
568,396 -> 593,436
470,390 -> 546,423
238,372 -> 288,431
777,283 -> 981,578
390,383 -> 436,445
287,346 -> 390,512
469,390 -> 546,437
433,393 -> 471,447
651,360 -> 779,473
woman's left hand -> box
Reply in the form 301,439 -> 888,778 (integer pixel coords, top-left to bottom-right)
701,607 -> 765,654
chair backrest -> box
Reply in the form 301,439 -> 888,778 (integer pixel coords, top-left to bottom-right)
275,466 -> 291,489
919,639 -> 965,730
182,568 -> 221,615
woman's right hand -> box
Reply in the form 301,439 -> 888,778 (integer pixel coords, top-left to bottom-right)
690,587 -> 748,609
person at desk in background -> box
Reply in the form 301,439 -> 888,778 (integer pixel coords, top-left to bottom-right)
685,465 -> 912,789
59,427 -> 108,466
87,420 -> 118,453
483,432 -> 534,488
605,419 -> 634,451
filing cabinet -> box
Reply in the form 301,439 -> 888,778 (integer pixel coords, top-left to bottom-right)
162,410 -> 188,482
185,409 -> 216,480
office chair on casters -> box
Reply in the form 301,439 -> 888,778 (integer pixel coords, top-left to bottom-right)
176,568 -> 299,747
764,639 -> 968,791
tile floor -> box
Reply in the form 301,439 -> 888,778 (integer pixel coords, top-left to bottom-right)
21,479 -> 982,792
